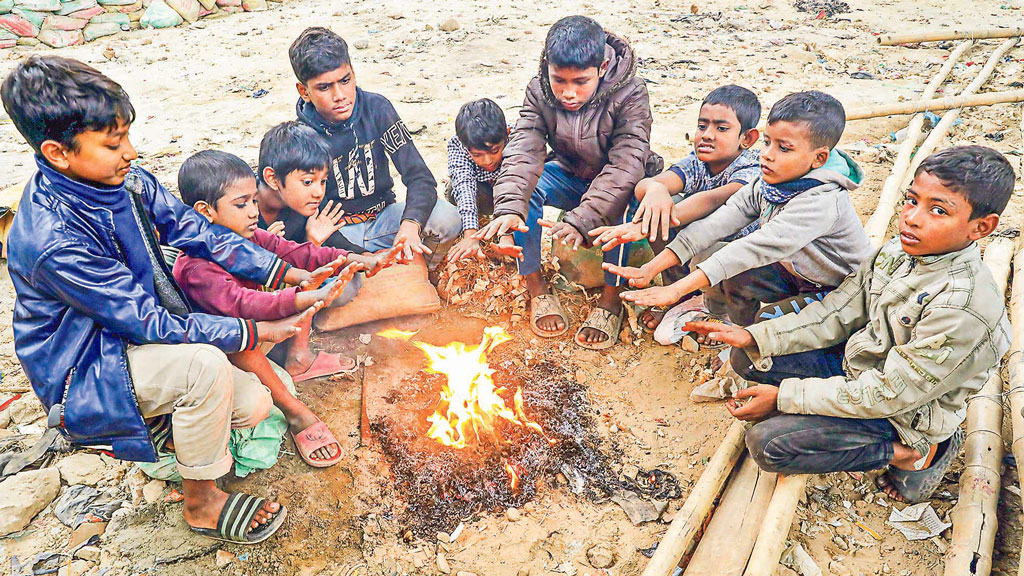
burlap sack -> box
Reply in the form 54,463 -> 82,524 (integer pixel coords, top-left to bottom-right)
313,256 -> 440,331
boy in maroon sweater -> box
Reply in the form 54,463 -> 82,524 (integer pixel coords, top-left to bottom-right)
173,151 -> 398,467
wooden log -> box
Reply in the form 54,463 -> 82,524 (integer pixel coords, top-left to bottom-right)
944,235 -> 1015,576
864,39 -> 974,247
741,474 -> 809,576
685,457 -> 777,576
1005,249 -> 1024,576
878,27 -> 1024,46
641,420 -> 747,576
847,89 -> 1024,121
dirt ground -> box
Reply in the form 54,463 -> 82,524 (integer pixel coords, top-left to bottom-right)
2,0 -> 1024,575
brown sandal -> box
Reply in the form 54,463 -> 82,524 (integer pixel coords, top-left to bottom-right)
529,293 -> 570,338
575,307 -> 623,351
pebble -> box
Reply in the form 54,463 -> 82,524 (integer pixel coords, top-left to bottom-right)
57,560 -> 91,576
142,479 -> 165,504
215,549 -> 234,567
586,543 -> 616,569
505,507 -> 521,522
75,546 -> 102,562
455,572 -> 478,576
437,552 -> 451,574
439,17 -> 459,31
832,535 -> 849,551
0,468 -> 61,536
437,531 -> 451,543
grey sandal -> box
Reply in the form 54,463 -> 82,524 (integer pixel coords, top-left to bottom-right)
877,428 -> 963,503
575,307 -> 623,351
189,492 -> 287,544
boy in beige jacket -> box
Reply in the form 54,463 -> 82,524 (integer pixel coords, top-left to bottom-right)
687,146 -> 1014,503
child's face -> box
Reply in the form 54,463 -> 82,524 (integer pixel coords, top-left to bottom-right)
694,104 -> 755,168
296,64 -> 357,124
759,121 -> 829,185
468,141 -> 506,173
278,168 -> 329,217
200,177 -> 261,239
44,120 -> 137,187
899,171 -> 998,256
548,63 -> 607,112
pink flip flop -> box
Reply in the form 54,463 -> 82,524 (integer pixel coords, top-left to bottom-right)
290,418 -> 343,468
291,352 -> 356,383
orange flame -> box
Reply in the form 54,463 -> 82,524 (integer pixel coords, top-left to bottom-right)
379,326 -> 551,449
505,462 -> 519,491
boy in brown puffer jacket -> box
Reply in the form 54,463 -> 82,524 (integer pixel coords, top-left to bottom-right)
475,15 -> 661,350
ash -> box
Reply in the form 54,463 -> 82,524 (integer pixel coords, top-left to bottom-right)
372,358 -> 629,536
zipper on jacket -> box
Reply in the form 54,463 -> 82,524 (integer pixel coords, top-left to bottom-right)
47,367 -> 74,429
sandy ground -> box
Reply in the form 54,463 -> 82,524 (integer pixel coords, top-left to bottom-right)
2,0 -> 1024,575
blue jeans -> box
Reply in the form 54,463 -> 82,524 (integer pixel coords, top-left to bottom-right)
513,162 -> 632,287
732,295 -> 898,475
335,200 -> 462,270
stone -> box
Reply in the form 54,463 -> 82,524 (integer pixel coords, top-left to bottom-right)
163,0 -> 197,21
139,0 -> 180,28
586,543 -> 616,569
15,0 -> 60,11
436,531 -> 451,543
215,549 -> 234,567
142,479 -> 165,504
0,408 -> 9,430
506,507 -> 521,521
58,560 -> 91,576
439,17 -> 459,32
36,27 -> 83,45
353,37 -> 369,49
56,453 -> 110,486
240,0 -> 265,10
0,468 -> 61,536
75,546 -> 102,562
57,0 -> 96,14
437,552 -> 451,574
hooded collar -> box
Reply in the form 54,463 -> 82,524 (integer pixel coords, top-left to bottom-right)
537,32 -> 638,111
296,87 -> 364,135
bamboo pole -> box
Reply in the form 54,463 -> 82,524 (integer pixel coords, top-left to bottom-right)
864,39 -> 975,246
1006,249 -> 1024,576
847,89 -> 1024,121
741,474 -> 809,576
878,27 -> 1024,46
641,420 -> 747,576
944,235 -> 1015,576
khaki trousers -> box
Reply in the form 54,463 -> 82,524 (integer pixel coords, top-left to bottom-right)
128,343 -> 272,480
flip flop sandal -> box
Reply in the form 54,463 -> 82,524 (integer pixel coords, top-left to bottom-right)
529,293 -> 570,338
640,306 -> 667,334
575,307 -> 623,351
681,312 -> 732,352
876,428 -> 963,503
189,492 -> 288,544
291,352 -> 357,383
291,418 -> 344,468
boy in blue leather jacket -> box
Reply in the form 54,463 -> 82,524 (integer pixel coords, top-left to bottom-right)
2,55 -> 323,544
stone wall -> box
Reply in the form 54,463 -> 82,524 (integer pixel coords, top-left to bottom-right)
0,0 -> 273,49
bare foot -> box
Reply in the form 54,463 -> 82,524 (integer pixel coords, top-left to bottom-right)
284,406 -> 339,462
284,350 -> 316,376
639,307 -> 665,331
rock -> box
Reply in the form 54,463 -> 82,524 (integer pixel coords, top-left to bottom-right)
506,507 -> 521,522
436,531 -> 451,543
58,559 -> 91,576
586,543 -> 616,569
57,453 -> 110,486
7,394 -> 45,424
353,37 -> 369,49
215,549 -> 234,567
36,26 -> 83,46
0,468 -> 61,536
142,479 -> 165,504
0,408 -> 9,430
439,18 -> 459,32
437,552 -> 451,574
139,0 -> 181,28
75,546 -> 101,562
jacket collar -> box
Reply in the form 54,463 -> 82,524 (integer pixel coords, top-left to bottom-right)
537,32 -> 638,111
296,87 -> 364,135
890,238 -> 981,272
35,156 -> 129,230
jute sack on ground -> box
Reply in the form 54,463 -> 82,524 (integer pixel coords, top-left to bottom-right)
314,256 -> 440,331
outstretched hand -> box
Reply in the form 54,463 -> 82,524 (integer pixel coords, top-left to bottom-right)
620,284 -> 687,307
305,200 -> 347,246
538,219 -> 584,250
472,214 -> 527,242
589,222 -> 645,252
256,304 -> 323,344
726,385 -> 779,421
682,321 -> 755,349
602,263 -> 656,288
633,184 -> 680,242
297,258 -> 346,292
486,234 -> 523,260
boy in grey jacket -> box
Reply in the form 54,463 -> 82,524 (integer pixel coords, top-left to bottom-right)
607,91 -> 872,338
687,146 -> 1014,503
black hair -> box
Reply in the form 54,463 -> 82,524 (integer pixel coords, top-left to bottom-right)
544,16 -> 606,70
702,85 -> 762,133
455,99 -> 507,150
915,146 -> 1015,219
289,26 -> 351,84
258,121 -> 332,187
1,55 -> 136,155
178,150 -> 255,208
766,90 -> 845,149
